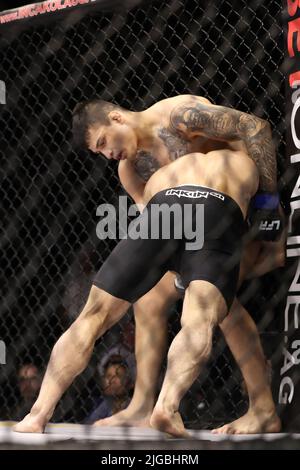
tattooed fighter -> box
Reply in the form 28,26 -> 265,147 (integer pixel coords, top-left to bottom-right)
15,95 -> 284,434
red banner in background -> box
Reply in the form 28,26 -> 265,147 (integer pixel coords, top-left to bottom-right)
0,0 -> 90,24
0,0 -> 143,25
279,0 -> 300,431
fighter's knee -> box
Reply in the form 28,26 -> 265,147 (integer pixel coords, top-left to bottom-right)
75,287 -> 115,337
185,281 -> 228,323
134,292 -> 171,318
80,286 -> 110,318
134,296 -> 152,315
78,285 -> 128,334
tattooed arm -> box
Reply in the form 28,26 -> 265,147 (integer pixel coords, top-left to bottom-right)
170,99 -> 277,191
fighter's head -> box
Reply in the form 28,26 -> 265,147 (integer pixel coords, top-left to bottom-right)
72,99 -> 138,161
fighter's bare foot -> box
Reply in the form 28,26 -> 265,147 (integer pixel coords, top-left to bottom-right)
93,410 -> 151,428
211,409 -> 281,435
13,413 -> 46,434
150,407 -> 190,438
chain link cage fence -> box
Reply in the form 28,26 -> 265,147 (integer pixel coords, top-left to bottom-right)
0,0 -> 298,439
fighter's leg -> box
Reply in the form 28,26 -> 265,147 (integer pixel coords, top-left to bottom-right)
14,286 -> 130,433
213,298 -> 281,434
14,199 -> 178,433
151,280 -> 228,437
212,242 -> 281,434
94,271 -> 180,427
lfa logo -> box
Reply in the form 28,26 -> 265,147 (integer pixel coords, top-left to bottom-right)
259,220 -> 281,231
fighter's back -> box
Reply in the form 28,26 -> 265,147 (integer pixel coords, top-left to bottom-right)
144,149 -> 259,218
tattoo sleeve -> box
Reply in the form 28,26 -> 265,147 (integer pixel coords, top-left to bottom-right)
170,102 -> 277,191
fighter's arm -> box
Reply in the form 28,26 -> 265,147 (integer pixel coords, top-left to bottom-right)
170,97 -> 277,192
245,236 -> 286,279
118,159 -> 146,211
245,208 -> 287,279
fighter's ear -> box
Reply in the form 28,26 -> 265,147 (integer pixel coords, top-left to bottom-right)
109,111 -> 125,123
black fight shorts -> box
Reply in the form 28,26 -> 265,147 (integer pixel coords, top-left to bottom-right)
93,185 -> 246,310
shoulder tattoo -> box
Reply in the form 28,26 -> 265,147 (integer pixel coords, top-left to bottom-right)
169,102 -> 260,140
158,127 -> 189,160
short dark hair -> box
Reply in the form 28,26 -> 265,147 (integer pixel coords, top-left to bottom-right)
72,99 -> 125,149
103,354 -> 128,374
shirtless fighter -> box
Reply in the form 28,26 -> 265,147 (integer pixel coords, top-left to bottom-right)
14,95 -> 284,435
14,146 -> 279,437
76,95 -> 284,434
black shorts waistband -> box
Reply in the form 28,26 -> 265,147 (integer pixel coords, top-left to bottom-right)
146,185 -> 245,223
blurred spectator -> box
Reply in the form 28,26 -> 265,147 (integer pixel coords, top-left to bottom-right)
97,320 -> 136,383
10,363 -> 42,421
84,356 -> 133,424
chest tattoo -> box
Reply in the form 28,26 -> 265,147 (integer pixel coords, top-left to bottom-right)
134,128 -> 190,182
158,127 -> 189,161
134,150 -> 161,182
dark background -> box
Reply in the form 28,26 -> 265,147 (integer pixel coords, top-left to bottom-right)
0,0 -> 293,429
